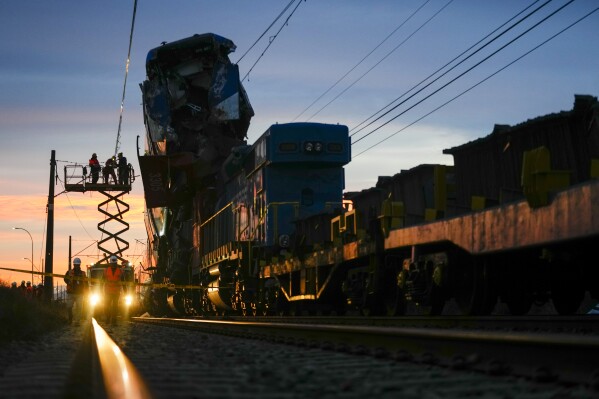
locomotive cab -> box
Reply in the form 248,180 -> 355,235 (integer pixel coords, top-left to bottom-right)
199,122 -> 351,315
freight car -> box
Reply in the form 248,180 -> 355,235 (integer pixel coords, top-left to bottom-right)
137,33 -> 599,317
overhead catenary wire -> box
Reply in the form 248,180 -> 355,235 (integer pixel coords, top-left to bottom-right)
236,0 -> 297,65
73,240 -> 100,259
351,0 -> 576,149
353,3 -> 598,159
55,174 -> 96,240
304,0 -> 455,122
114,0 -> 138,157
349,0 -> 549,138
241,0 -> 305,83
291,0 -> 432,122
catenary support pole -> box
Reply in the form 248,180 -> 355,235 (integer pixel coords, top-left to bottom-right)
44,150 -> 56,301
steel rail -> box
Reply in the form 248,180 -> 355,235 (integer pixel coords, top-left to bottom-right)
64,318 -> 153,398
207,314 -> 599,332
134,316 -> 599,389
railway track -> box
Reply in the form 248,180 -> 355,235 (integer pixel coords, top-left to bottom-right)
133,316 -> 599,390
1,316 -> 598,398
0,318 -> 153,399
203,314 -> 599,333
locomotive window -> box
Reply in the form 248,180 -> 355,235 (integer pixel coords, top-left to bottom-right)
278,142 -> 298,152
327,143 -> 343,153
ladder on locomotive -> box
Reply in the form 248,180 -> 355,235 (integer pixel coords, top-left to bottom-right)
63,164 -> 134,264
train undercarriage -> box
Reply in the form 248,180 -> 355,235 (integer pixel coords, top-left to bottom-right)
142,176 -> 599,318
144,239 -> 598,318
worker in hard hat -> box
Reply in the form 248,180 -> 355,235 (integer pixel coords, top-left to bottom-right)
103,255 -> 124,325
64,258 -> 88,325
117,152 -> 128,185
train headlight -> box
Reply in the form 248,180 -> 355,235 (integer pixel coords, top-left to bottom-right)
90,293 -> 101,307
278,234 -> 290,248
124,294 -> 133,307
304,141 -> 323,153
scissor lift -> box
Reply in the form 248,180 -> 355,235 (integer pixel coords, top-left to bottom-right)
63,164 -> 135,264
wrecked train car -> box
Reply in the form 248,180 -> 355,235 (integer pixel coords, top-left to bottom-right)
137,33 -> 254,314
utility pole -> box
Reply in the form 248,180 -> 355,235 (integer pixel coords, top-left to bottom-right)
44,150 -> 56,301
68,235 -> 72,271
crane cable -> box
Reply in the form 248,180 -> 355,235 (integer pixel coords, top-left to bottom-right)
114,0 -> 138,157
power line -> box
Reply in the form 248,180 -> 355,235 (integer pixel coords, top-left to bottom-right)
236,0 -> 297,65
73,240 -> 99,258
304,0 -> 455,122
55,175 -> 96,240
353,2 -> 597,159
351,0 -> 575,150
291,0 -> 432,122
241,0 -> 305,83
349,0 -> 549,138
114,0 -> 138,156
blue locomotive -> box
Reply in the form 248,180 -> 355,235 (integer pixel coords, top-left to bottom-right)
138,33 -> 599,317
198,122 -> 350,315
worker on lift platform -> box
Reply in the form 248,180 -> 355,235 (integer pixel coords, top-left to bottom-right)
103,157 -> 117,184
117,152 -> 128,185
89,153 -> 101,184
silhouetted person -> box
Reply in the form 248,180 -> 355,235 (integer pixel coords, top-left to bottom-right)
103,157 -> 117,184
117,152 -> 128,185
64,258 -> 88,325
89,153 -> 101,184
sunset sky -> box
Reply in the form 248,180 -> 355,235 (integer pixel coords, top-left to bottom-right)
1,1 -> 597,286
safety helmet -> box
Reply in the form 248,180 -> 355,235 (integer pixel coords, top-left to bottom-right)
73,257 -> 81,266
109,255 -> 118,264
27,281 -> 31,285
11,282 -> 17,287
21,280 -> 25,284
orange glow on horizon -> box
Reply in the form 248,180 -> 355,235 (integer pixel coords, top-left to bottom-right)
0,192 -> 148,286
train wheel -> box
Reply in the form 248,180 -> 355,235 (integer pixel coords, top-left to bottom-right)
551,261 -> 584,315
454,258 -> 496,315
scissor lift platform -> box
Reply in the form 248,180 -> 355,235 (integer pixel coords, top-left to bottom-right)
64,182 -> 132,192
63,164 -> 134,264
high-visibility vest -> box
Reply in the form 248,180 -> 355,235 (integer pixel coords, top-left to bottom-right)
104,266 -> 123,294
